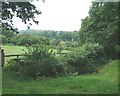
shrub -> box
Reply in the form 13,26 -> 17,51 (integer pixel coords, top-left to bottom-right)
104,45 -> 120,60
66,43 -> 107,74
116,45 -> 120,59
56,55 -> 76,76
50,39 -> 60,47
8,44 -> 64,79
0,35 -> 8,44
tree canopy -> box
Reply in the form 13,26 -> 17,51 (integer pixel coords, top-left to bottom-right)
79,2 -> 119,58
79,2 -> 119,51
1,1 -> 44,31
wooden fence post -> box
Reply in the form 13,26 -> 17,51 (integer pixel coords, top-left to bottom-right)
0,48 -> 4,67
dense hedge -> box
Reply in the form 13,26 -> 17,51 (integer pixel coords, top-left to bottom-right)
7,43 -> 109,79
66,43 -> 107,74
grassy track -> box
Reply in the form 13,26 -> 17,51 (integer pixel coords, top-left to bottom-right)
2,46 -> 119,94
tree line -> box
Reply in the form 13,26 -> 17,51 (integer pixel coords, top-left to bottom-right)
1,29 -> 79,47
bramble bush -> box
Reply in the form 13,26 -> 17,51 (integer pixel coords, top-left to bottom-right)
66,43 -> 107,74
8,44 -> 65,79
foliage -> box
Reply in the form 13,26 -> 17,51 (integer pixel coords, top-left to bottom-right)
20,29 -> 79,42
1,27 -> 16,38
0,35 -> 8,44
0,27 -> 17,44
66,43 -> 107,74
1,1 -> 43,31
50,39 -> 61,46
7,44 -> 65,79
79,2 -> 119,59
65,41 -> 79,48
11,34 -> 50,46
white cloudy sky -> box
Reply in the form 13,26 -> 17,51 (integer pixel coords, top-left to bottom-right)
13,0 -> 93,31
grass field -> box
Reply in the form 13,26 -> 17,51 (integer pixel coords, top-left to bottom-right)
2,45 -> 119,94
2,45 -> 26,55
2,46 -> 26,65
2,45 -> 67,65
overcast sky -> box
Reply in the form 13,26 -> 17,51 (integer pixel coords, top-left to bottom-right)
13,0 -> 93,31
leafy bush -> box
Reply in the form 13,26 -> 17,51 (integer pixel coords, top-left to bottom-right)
8,44 -> 64,79
104,45 -> 119,60
0,35 -> 8,44
66,43 -> 107,74
56,55 -> 76,76
50,39 -> 61,47
116,45 -> 120,59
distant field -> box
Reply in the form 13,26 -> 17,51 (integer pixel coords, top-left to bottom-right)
2,46 -> 26,65
2,45 -> 68,55
2,45 -> 119,94
2,45 -> 68,65
2,45 -> 26,55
